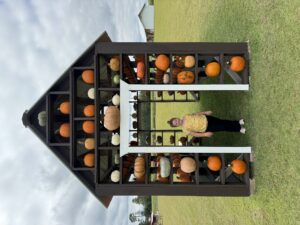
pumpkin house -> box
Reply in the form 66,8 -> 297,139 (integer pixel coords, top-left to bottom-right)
23,32 -> 252,208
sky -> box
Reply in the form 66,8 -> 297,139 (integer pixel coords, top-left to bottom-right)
0,0 -> 147,224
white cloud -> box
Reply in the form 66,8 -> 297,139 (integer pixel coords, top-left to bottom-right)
0,0 -> 147,224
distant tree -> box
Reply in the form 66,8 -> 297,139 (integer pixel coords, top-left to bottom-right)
129,213 -> 137,223
139,220 -> 150,225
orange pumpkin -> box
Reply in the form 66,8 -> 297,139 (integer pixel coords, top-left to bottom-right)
180,157 -> 196,173
82,121 -> 94,134
205,62 -> 221,77
59,101 -> 70,115
59,123 -> 70,138
83,105 -> 95,117
83,153 -> 94,167
207,155 -> 222,171
134,156 -> 145,179
137,61 -> 145,79
231,159 -> 247,174
177,71 -> 195,84
155,54 -> 170,71
104,106 -> 120,131
229,56 -> 246,72
82,70 -> 94,84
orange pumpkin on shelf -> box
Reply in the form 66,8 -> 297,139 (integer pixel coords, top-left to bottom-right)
134,156 -> 145,179
83,153 -> 95,167
155,54 -> 170,71
177,71 -> 195,84
58,123 -> 70,138
207,155 -> 222,171
137,61 -> 145,79
104,106 -> 120,131
84,138 -> 95,150
82,121 -> 94,134
82,70 -> 94,84
229,56 -> 246,72
205,62 -> 221,77
231,159 -> 247,175
59,101 -> 70,115
83,105 -> 95,117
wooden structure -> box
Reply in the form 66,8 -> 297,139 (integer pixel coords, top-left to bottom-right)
23,33 -> 252,209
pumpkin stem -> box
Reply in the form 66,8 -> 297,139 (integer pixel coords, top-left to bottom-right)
54,128 -> 60,134
77,140 -> 84,145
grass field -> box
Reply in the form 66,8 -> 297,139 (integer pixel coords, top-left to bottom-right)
153,0 -> 300,224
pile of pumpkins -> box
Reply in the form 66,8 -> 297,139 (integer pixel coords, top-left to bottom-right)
108,57 -> 121,86
154,54 -> 196,84
206,155 -> 247,175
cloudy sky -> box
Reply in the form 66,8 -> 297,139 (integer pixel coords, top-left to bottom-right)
0,0 -> 147,224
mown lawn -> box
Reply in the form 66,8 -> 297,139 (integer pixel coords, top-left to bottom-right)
153,0 -> 300,225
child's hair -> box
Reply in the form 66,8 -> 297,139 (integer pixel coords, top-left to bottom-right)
167,118 -> 178,127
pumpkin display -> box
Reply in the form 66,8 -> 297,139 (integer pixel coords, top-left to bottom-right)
83,153 -> 94,167
38,111 -> 47,127
58,123 -> 70,138
174,56 -> 185,68
111,133 -> 120,146
177,71 -> 195,84
87,88 -> 95,99
134,156 -> 145,179
104,106 -> 120,131
82,70 -> 94,84
137,61 -> 145,79
109,57 -> 120,72
184,56 -> 196,68
112,94 -> 120,106
155,54 -> 170,71
180,157 -> 196,173
205,62 -> 221,77
207,155 -> 222,171
159,157 -> 171,178
111,170 -> 120,183
229,56 -> 246,72
172,67 -> 182,82
59,101 -> 70,115
82,121 -> 94,134
231,159 -> 247,175
84,138 -> 95,150
83,105 -> 94,117
163,73 -> 170,84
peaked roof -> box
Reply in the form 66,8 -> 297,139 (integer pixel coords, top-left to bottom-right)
22,31 -> 113,208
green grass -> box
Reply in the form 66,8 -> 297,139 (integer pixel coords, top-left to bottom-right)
153,0 -> 300,224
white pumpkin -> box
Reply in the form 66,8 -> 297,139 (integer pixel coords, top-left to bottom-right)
160,157 -> 171,178
163,73 -> 170,84
112,94 -> 120,106
111,170 -> 120,183
111,133 -> 120,146
87,88 -> 95,99
38,111 -> 47,127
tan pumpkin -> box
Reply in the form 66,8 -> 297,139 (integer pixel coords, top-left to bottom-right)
104,106 -> 120,131
177,71 -> 195,84
83,105 -> 95,117
59,123 -> 70,138
155,54 -> 170,71
83,153 -> 94,167
82,121 -> 94,134
82,70 -> 94,84
109,57 -> 120,72
231,159 -> 247,175
59,101 -> 70,115
207,155 -> 222,171
184,56 -> 196,68
229,56 -> 246,72
205,62 -> 221,77
84,138 -> 95,150
180,157 -> 196,173
134,156 -> 145,179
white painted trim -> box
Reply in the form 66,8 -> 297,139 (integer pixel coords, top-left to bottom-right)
120,81 -> 130,157
120,146 -> 251,156
126,84 -> 249,91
